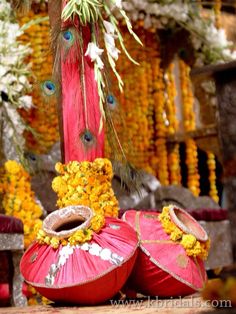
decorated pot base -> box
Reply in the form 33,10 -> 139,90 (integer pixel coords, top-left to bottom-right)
20,206 -> 138,305
122,207 -> 208,297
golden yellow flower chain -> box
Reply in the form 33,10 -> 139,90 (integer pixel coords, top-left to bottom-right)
168,143 -> 182,186
159,206 -> 210,260
185,138 -> 200,197
179,60 -> 196,132
165,62 -> 178,136
179,59 -> 200,196
0,161 -> 43,248
207,152 -> 219,203
214,0 -> 222,29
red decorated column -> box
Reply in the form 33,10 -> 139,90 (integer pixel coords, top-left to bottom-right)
48,0 -> 104,163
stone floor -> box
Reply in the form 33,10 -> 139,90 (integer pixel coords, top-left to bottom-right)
1,297 -> 235,314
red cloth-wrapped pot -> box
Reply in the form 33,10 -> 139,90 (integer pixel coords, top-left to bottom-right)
20,206 -> 138,305
122,206 -> 208,297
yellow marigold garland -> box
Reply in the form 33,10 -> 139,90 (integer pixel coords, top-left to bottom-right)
179,60 -> 196,132
52,158 -> 119,218
185,138 -> 200,196
165,62 -> 178,135
0,160 -> 43,248
207,152 -> 219,203
179,59 -> 200,196
159,206 -> 210,260
214,0 -> 222,29
168,143 -> 182,186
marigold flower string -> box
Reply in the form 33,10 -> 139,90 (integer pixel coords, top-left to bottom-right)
0,160 -> 43,248
159,206 -> 210,260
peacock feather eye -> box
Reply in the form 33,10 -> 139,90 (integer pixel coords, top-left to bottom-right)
83,132 -> 93,143
80,129 -> 96,148
63,30 -> 74,42
41,80 -> 56,96
107,95 -> 116,108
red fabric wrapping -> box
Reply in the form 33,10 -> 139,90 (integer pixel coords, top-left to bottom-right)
20,217 -> 138,305
61,7 -> 104,163
122,210 -> 207,297
119,208 -> 228,222
0,214 -> 23,234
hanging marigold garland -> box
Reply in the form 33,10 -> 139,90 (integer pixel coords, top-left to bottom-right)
105,25 -> 181,185
18,10 -> 59,154
179,59 -> 200,196
179,60 -> 196,132
152,35 -> 169,184
214,0 -> 222,29
164,61 -> 181,186
106,24 -> 158,175
207,152 -> 219,203
164,62 -> 178,136
0,160 -> 43,248
168,143 -> 182,186
185,138 -> 200,197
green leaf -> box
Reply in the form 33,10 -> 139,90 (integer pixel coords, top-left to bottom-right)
119,9 -> 143,46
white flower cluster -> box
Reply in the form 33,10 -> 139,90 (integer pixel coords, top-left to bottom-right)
85,20 -> 120,70
122,0 -> 236,65
123,1 -> 189,28
0,0 -> 33,160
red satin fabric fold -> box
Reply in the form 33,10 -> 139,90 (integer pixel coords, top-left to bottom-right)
61,18 -> 104,163
20,217 -> 138,304
122,210 -> 207,297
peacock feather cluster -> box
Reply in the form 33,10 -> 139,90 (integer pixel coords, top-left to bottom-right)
60,0 -> 142,132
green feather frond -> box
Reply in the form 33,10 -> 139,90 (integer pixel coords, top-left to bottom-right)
112,160 -> 144,196
61,0 -> 102,24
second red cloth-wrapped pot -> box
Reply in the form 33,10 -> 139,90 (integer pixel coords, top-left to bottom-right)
122,206 -> 208,297
20,206 -> 138,304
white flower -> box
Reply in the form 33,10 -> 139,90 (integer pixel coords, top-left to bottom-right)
58,245 -> 74,266
89,243 -> 102,256
104,33 -> 116,46
115,0 -> 122,9
104,33 -> 120,60
103,21 -> 115,35
85,42 -> 104,69
100,248 -> 112,260
80,243 -> 90,251
106,44 -> 120,60
18,95 -> 33,110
